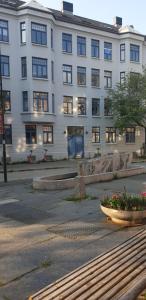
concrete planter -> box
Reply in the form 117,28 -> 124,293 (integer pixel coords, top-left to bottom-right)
100,205 -> 146,226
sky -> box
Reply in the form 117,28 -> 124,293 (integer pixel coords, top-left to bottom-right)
37,0 -> 146,34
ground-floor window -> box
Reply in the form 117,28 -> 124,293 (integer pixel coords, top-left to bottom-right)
43,125 -> 53,144
0,124 -> 12,144
106,127 -> 116,143
25,125 -> 37,144
125,127 -> 135,143
63,96 -> 73,115
92,127 -> 100,143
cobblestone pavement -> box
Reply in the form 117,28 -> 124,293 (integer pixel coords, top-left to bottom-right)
0,173 -> 146,300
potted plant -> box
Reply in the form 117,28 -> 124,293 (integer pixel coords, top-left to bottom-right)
100,189 -> 146,226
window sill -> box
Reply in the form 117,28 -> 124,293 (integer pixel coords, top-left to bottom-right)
0,41 -> 9,44
32,43 -> 48,47
92,115 -> 101,118
92,142 -> 101,144
91,56 -> 100,60
130,61 -> 140,64
43,143 -> 54,146
106,143 -> 117,145
104,59 -> 112,62
120,60 -> 126,63
91,86 -> 100,89
20,42 -> 26,46
78,85 -> 86,87
21,112 -> 54,115
78,115 -> 87,117
77,55 -> 86,58
104,115 -> 113,118
104,87 -> 112,90
64,114 -> 74,117
125,143 -> 136,144
63,83 -> 73,86
21,77 -> 27,80
62,51 -> 72,55
2,76 -> 10,79
32,77 -> 48,81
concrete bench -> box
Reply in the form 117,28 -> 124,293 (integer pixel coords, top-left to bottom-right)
29,230 -> 146,300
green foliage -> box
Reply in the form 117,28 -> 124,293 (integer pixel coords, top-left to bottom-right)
101,188 -> 146,211
109,71 -> 146,132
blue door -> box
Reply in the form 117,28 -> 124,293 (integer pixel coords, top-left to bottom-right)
68,135 -> 84,158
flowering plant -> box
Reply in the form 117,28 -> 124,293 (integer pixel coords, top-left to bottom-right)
101,188 -> 146,211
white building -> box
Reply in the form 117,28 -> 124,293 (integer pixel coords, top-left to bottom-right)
0,0 -> 145,162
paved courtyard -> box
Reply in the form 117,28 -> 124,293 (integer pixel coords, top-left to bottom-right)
0,162 -> 146,300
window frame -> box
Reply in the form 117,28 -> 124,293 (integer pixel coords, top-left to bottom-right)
125,127 -> 135,143
77,66 -> 86,86
22,91 -> 28,112
20,22 -> 26,44
104,42 -> 112,60
0,124 -> 12,144
0,19 -> 9,42
91,39 -> 99,58
2,90 -> 11,112
63,64 -> 72,84
62,33 -> 72,53
106,127 -> 116,143
104,98 -> 112,116
92,127 -> 100,143
31,22 -> 47,45
92,98 -> 100,116
33,91 -> 48,112
21,57 -> 27,78
63,96 -> 73,115
120,44 -> 125,61
43,125 -> 53,144
120,72 -> 125,85
130,44 -> 140,62
25,124 -> 37,145
91,68 -> 100,87
104,70 -> 112,89
32,57 -> 48,79
77,36 -> 86,56
0,55 -> 10,77
77,97 -> 86,115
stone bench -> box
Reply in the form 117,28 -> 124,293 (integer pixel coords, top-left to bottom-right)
29,230 -> 146,300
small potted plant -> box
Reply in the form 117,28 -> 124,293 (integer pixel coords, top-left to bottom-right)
100,188 -> 146,226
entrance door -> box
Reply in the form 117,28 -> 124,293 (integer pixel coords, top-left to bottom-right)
67,127 -> 84,158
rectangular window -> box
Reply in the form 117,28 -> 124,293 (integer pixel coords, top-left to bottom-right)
77,66 -> 86,86
106,127 -> 116,143
51,61 -> 54,82
91,39 -> 99,58
104,70 -> 112,88
33,92 -> 48,112
120,72 -> 125,84
21,57 -> 27,78
63,96 -> 73,114
43,125 -> 53,144
77,36 -> 86,56
0,55 -> 10,77
31,22 -> 47,45
125,127 -> 135,143
25,125 -> 37,144
104,98 -> 112,116
62,33 -> 72,53
91,68 -> 100,87
2,91 -> 11,112
52,93 -> 55,113
92,127 -> 100,143
32,57 -> 47,78
20,22 -> 26,44
51,28 -> 53,49
0,20 -> 8,42
130,44 -> 140,62
22,91 -> 28,112
92,98 -> 100,116
120,44 -> 125,61
63,64 -> 72,84
0,124 -> 12,144
78,97 -> 86,115
104,42 -> 112,60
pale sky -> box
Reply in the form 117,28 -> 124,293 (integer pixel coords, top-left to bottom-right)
37,0 -> 146,34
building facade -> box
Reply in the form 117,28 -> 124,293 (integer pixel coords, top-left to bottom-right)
0,0 -> 146,162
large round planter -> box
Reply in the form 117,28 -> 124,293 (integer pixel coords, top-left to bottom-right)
100,205 -> 146,226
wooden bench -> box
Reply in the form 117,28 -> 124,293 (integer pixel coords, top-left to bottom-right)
29,230 -> 146,300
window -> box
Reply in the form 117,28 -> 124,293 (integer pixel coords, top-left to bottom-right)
31,22 -> 47,45
130,44 -> 140,62
2,91 -> 11,112
25,125 -> 37,144
104,71 -> 112,88
51,61 -> 54,82
120,44 -> 125,61
20,22 -> 26,44
106,127 -> 116,143
91,39 -> 99,58
0,124 -> 12,144
62,33 -> 72,53
0,20 -> 8,42
63,96 -> 73,114
77,36 -> 86,56
51,28 -> 53,49
104,98 -> 112,116
52,93 -> 55,113
32,57 -> 47,78
43,125 -> 53,144
125,128 -> 135,143
104,42 -> 112,60
63,65 -> 72,84
91,68 -> 100,87
22,91 -> 28,112
120,72 -> 125,84
77,67 -> 86,86
77,97 -> 86,115
21,57 -> 27,78
92,98 -> 100,116
92,127 -> 100,143
33,92 -> 48,112
0,55 -> 9,77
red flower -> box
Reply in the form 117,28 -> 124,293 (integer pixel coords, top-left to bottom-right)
140,192 -> 146,197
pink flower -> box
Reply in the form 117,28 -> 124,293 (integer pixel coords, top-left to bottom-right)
140,192 -> 146,197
